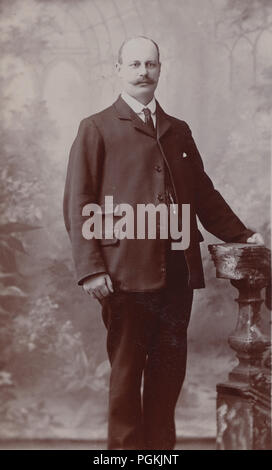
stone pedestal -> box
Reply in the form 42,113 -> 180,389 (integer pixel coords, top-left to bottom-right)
208,243 -> 271,450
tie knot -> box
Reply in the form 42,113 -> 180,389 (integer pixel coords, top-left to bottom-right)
142,107 -> 152,119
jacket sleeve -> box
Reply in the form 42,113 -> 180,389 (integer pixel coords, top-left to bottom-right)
63,118 -> 107,285
184,123 -> 255,243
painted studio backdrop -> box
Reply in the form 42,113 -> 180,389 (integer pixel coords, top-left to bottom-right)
0,0 -> 271,440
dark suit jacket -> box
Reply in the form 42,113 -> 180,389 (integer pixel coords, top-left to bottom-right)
63,95 -> 254,290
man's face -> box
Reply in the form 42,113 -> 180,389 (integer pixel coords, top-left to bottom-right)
116,38 -> 161,104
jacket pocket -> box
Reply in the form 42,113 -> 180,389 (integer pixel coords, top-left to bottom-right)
99,206 -> 121,246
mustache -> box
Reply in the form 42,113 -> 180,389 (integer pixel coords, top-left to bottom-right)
134,78 -> 155,84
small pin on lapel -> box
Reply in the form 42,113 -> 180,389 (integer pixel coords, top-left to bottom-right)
182,152 -> 188,158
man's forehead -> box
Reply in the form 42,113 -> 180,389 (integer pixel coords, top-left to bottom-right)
121,39 -> 159,62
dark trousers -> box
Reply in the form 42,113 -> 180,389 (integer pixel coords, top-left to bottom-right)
101,246 -> 193,450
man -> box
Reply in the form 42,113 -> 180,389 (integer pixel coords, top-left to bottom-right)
63,36 -> 263,450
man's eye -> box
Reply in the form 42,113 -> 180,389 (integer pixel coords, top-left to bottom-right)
147,63 -> 156,68
130,63 -> 139,68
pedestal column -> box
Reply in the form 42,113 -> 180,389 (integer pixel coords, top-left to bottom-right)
208,243 -> 271,450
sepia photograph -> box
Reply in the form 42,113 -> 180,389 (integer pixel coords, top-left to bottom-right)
0,0 -> 271,454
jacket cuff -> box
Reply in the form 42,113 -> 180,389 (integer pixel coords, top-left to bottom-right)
78,271 -> 107,286
230,228 -> 255,243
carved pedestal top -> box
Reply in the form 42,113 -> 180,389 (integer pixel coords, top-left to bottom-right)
208,243 -> 271,282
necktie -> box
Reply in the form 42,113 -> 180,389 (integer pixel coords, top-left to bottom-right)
142,107 -> 155,133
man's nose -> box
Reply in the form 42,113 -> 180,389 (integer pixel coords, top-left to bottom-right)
138,63 -> 148,76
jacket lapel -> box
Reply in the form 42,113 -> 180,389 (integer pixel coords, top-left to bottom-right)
155,101 -> 172,140
113,95 -> 154,138
113,95 -> 172,139
131,113 -> 155,138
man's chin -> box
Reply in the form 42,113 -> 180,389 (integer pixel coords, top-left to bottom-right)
125,85 -> 157,102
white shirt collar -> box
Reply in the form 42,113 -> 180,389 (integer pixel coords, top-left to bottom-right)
121,91 -> 156,115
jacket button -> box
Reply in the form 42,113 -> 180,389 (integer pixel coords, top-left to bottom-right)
155,165 -> 162,172
157,193 -> 164,202
161,266 -> 166,273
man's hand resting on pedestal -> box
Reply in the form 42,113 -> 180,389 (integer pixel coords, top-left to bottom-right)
246,233 -> 265,245
82,273 -> 114,301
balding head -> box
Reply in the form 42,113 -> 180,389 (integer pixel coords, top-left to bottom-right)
116,36 -> 161,105
118,36 -> 160,65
